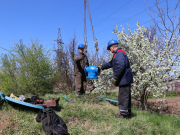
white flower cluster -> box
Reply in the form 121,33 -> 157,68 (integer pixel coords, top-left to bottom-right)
93,66 -> 113,94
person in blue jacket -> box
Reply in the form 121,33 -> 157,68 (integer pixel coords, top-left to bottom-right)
98,40 -> 133,118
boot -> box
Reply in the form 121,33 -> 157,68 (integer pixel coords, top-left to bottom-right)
115,114 -> 130,119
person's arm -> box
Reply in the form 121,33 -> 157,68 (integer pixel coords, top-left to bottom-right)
101,60 -> 112,70
74,54 -> 84,62
113,52 -> 126,79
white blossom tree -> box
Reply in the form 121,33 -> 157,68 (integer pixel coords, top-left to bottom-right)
145,0 -> 180,106
92,22 -> 180,110
115,23 -> 180,109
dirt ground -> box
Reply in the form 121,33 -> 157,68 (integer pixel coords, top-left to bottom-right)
148,97 -> 180,115
131,97 -> 180,115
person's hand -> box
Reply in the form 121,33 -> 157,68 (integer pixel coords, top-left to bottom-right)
111,77 -> 118,86
97,66 -> 101,72
80,55 -> 85,60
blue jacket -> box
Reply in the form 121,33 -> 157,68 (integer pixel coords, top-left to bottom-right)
101,47 -> 133,86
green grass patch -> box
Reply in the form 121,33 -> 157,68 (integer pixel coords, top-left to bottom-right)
105,92 -> 118,100
1,93 -> 180,135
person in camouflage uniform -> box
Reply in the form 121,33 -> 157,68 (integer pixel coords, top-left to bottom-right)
74,44 -> 89,96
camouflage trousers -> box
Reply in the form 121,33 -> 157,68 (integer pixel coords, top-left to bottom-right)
75,75 -> 86,96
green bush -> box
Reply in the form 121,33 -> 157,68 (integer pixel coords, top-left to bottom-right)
0,39 -> 55,95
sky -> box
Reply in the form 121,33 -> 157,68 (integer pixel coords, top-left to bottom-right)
0,0 -> 179,58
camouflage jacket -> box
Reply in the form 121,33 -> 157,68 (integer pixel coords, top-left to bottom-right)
74,53 -> 89,76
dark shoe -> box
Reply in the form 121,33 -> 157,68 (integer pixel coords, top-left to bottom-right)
115,114 -> 130,119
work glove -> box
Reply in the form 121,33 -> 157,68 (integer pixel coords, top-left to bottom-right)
97,66 -> 101,72
80,55 -> 85,60
111,77 -> 118,86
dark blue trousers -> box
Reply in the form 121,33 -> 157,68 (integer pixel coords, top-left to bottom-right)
118,84 -> 131,116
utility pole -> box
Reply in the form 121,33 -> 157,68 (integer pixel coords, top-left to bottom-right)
53,28 -> 64,74
54,28 -> 64,54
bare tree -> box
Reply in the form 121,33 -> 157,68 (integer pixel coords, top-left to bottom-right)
53,32 -> 76,94
67,33 -> 78,91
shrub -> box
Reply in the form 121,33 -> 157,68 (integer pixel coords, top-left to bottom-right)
0,39 -> 55,95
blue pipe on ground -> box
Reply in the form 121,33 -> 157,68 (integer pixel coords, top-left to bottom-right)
64,96 -> 71,102
105,98 -> 119,103
64,96 -> 119,104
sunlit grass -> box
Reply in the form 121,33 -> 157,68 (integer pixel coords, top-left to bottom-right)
0,93 -> 180,135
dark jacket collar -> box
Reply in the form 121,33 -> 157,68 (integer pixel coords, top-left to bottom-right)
114,47 -> 122,53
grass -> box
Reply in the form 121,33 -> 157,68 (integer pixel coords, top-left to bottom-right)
1,93 -> 180,135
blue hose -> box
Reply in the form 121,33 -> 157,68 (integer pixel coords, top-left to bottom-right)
64,96 -> 71,102
64,95 -> 119,104
105,98 -> 119,103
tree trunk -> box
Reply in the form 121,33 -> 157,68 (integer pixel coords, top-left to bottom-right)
163,73 -> 169,107
163,89 -> 167,105
140,87 -> 148,110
